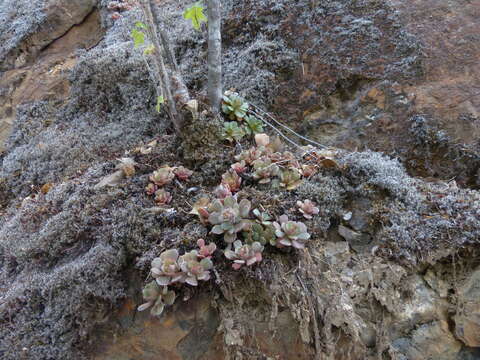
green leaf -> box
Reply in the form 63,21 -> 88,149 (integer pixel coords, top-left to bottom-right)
131,28 -> 145,48
135,21 -> 147,29
245,115 -> 264,134
183,2 -> 207,31
221,104 -> 230,113
144,44 -> 155,55
234,109 -> 246,119
221,122 -> 246,142
156,96 -> 165,113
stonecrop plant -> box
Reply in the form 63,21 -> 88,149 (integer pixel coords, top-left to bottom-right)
139,131 -> 340,317
225,240 -> 264,270
273,215 -> 311,249
145,165 -> 193,205
220,91 -> 264,142
209,196 -> 252,244
139,239 -> 217,316
222,92 -> 249,120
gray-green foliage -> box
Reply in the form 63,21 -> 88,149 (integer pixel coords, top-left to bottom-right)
244,115 -> 264,135
209,196 -> 252,244
224,240 -> 264,270
222,121 -> 246,142
220,93 -> 264,142
222,93 -> 249,120
273,214 -> 311,249
138,281 -> 176,316
139,241 -> 216,316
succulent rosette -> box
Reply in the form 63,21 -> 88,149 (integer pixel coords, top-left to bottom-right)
224,240 -> 264,270
208,196 -> 251,243
137,281 -> 176,316
197,239 -> 217,259
273,215 -> 310,249
297,200 -> 319,219
150,249 -> 184,286
178,251 -> 213,286
150,166 -> 175,186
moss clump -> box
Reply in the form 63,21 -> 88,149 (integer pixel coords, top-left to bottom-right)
180,112 -> 223,164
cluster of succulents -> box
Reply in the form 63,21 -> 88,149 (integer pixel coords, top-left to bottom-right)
189,196 -> 312,269
139,130 -> 331,317
139,239 -> 217,316
145,165 -> 193,204
252,158 -> 280,184
221,91 -> 264,142
229,134 -> 306,189
186,133 -> 320,255
150,246 -> 215,286
225,132 -> 339,191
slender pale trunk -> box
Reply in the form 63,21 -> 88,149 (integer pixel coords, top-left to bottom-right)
149,0 -> 178,71
140,0 -> 179,130
140,0 -> 192,134
207,0 -> 222,111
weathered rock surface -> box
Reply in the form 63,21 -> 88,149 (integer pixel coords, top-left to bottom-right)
455,267 -> 480,348
218,0 -> 480,187
0,0 -> 98,71
0,0 -> 479,360
0,6 -> 104,153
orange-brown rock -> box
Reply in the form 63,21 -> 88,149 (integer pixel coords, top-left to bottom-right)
0,8 -> 104,153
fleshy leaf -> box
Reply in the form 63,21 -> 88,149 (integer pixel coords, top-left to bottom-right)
163,291 -> 176,306
156,276 -> 171,286
185,276 -> 198,286
151,301 -> 165,316
211,225 -> 224,234
138,302 -> 152,312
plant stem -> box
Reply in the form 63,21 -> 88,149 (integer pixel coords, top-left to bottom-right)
140,0 -> 180,132
207,0 -> 222,111
149,0 -> 178,71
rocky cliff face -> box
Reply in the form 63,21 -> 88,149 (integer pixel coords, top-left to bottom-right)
0,1 -> 479,359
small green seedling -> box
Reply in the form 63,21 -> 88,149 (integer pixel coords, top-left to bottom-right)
183,2 -> 207,31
